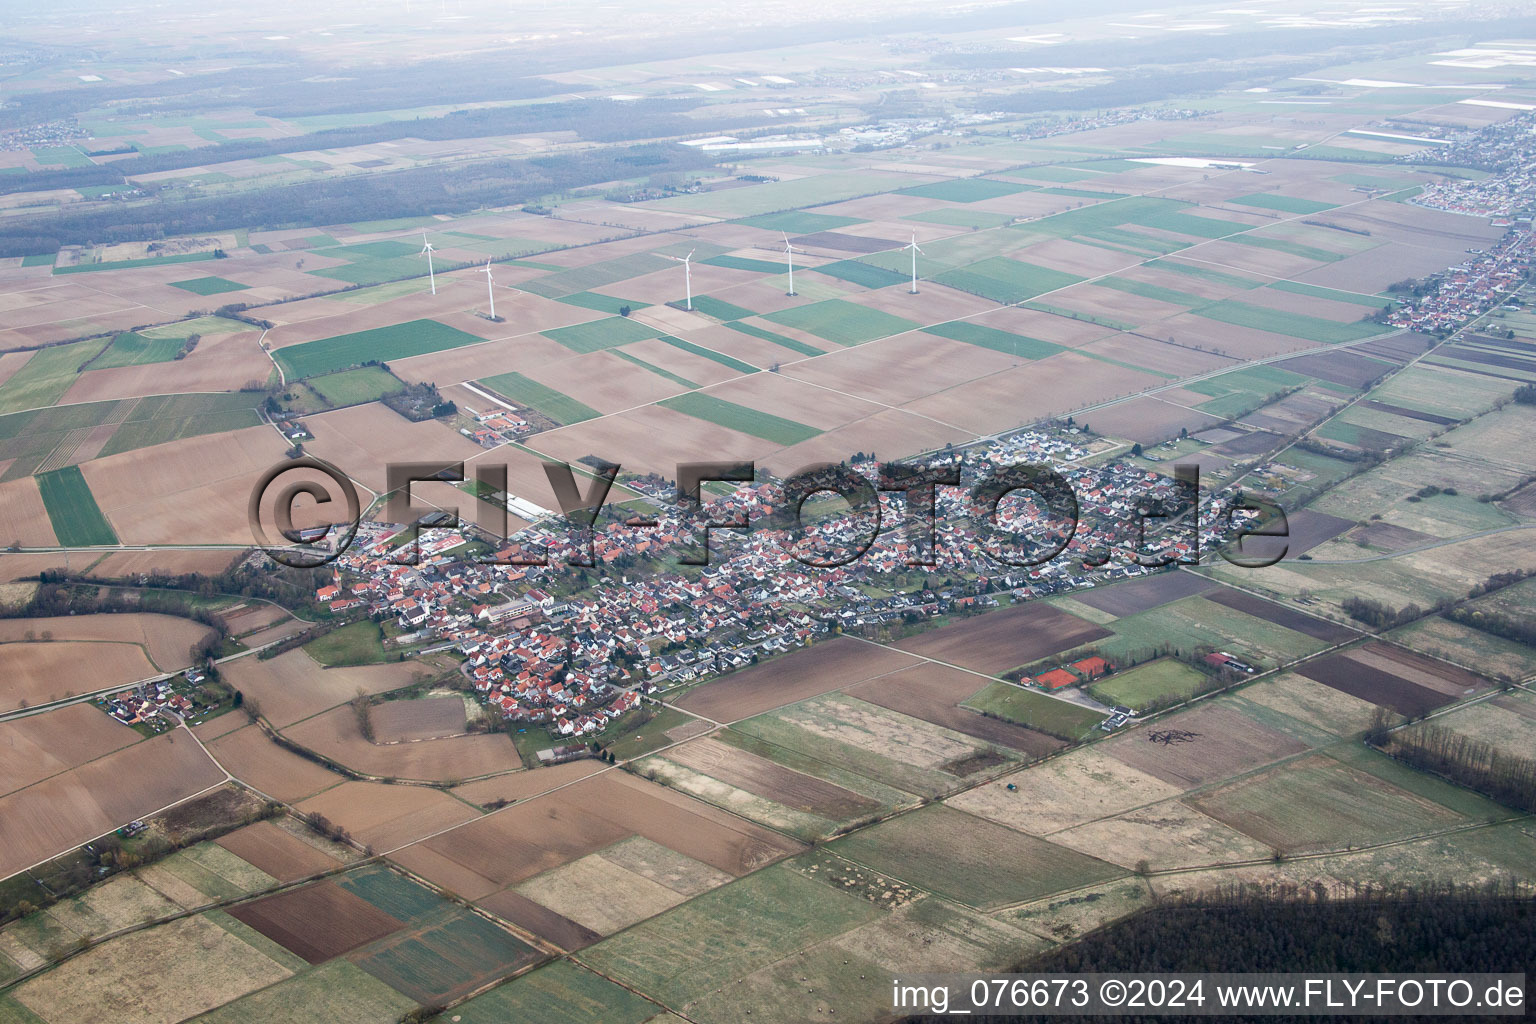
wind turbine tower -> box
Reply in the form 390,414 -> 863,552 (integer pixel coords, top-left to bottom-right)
782,232 -> 798,297
420,232 -> 437,295
903,232 -> 924,295
481,261 -> 497,320
665,248 -> 696,310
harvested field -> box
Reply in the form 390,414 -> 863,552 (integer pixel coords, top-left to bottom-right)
0,640 -> 157,711
664,736 -> 879,819
514,853 -> 692,935
0,730 -> 223,879
1072,571 -> 1217,617
397,772 -> 802,899
369,696 -> 467,743
1349,643 -> 1491,697
1106,704 -> 1311,789
1190,754 -> 1464,854
0,703 -> 137,797
215,820 -> 344,882
229,881 -> 404,963
303,401 -> 483,493
220,650 -> 422,727
1087,396 -> 1223,444
10,914 -> 292,1024
283,703 -> 522,781
950,747 -> 1183,835
1052,797 -> 1276,871
86,549 -> 240,578
297,781 -> 479,851
1348,522 -> 1437,551
1276,509 -> 1357,557
1202,587 -> 1359,642
894,603 -> 1110,676
0,612 -> 212,671
207,725 -> 343,802
829,804 -> 1124,910
351,905 -> 541,1005
193,959 -> 415,1024
451,758 -> 598,808
1275,350 -> 1393,388
477,888 -> 603,951
843,663 -> 1064,756
673,637 -> 918,722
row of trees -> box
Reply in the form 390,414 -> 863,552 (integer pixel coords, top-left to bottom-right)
1375,723 -> 1536,814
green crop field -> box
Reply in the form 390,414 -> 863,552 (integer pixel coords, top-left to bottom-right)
653,335 -> 759,374
19,253 -> 55,268
904,208 -> 1016,229
686,295 -> 756,322
701,254 -> 788,274
303,621 -> 387,666
1194,300 -> 1392,344
37,466 -> 118,546
53,252 -> 217,274
1185,364 -> 1311,402
1006,165 -> 1102,183
810,260 -> 909,290
1097,277 -> 1207,308
299,366 -> 405,409
1228,234 -> 1346,263
351,906 -> 541,1005
1087,658 -> 1206,710
660,392 -> 818,445
522,253 -> 676,299
542,316 -> 662,354
1135,209 -> 1252,239
611,350 -> 698,389
480,371 -> 600,424
923,322 -> 1065,360
555,292 -> 651,315
961,683 -> 1105,740
169,276 -> 250,296
1268,281 -> 1392,308
1146,259 -> 1265,290
725,321 -> 824,356
97,393 -> 262,457
578,864 -> 882,1009
934,257 -> 1082,304
1230,193 -> 1337,215
763,299 -> 918,346
195,959 -> 413,1024
738,211 -> 864,233
335,865 -> 443,924
451,960 -> 662,1024
275,319 -> 486,378
829,805 -> 1124,909
1088,595 -> 1328,668
0,339 -> 109,415
900,178 -> 1028,203
30,146 -> 91,167
91,332 -> 185,369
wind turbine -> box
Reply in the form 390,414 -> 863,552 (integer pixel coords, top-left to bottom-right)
902,231 -> 924,295
420,231 -> 437,295
781,232 -> 801,297
664,248 -> 695,310
481,261 -> 497,320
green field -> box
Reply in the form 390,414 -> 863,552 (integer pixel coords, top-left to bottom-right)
737,210 -> 864,233
923,322 -> 1065,360
90,332 -> 186,369
37,466 -> 118,546
763,299 -> 918,346
1194,300 -> 1391,344
479,371 -> 600,424
19,253 -> 55,268
1087,658 -> 1206,710
1097,277 -> 1207,308
659,392 -> 818,445
194,959 -> 413,1024
452,960 -> 662,1024
1147,259 -> 1265,290
900,178 -> 1028,203
53,252 -> 217,275
828,805 -> 1124,909
274,319 -> 486,378
0,339 -> 108,414
542,316 -> 662,354
555,292 -> 650,315
724,321 -> 824,357
296,366 -> 405,409
810,260 -> 909,290
1228,234 -> 1346,263
701,254 -> 788,274
578,863 -> 882,1008
686,295 -> 756,322
1230,193 -> 1337,215
97,393 -> 262,457
1006,165 -> 1102,183
653,335 -> 759,374
904,208 -> 1016,230
303,621 -> 387,666
611,350 -> 698,390
961,683 -> 1105,740
521,253 -> 676,299
1084,595 -> 1328,669
1268,281 -> 1392,308
335,865 -> 444,923
169,276 -> 250,296
31,146 -> 91,167
934,257 -> 1082,304
1185,364 -> 1311,405
1136,209 -> 1251,240
351,906 -> 541,1005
